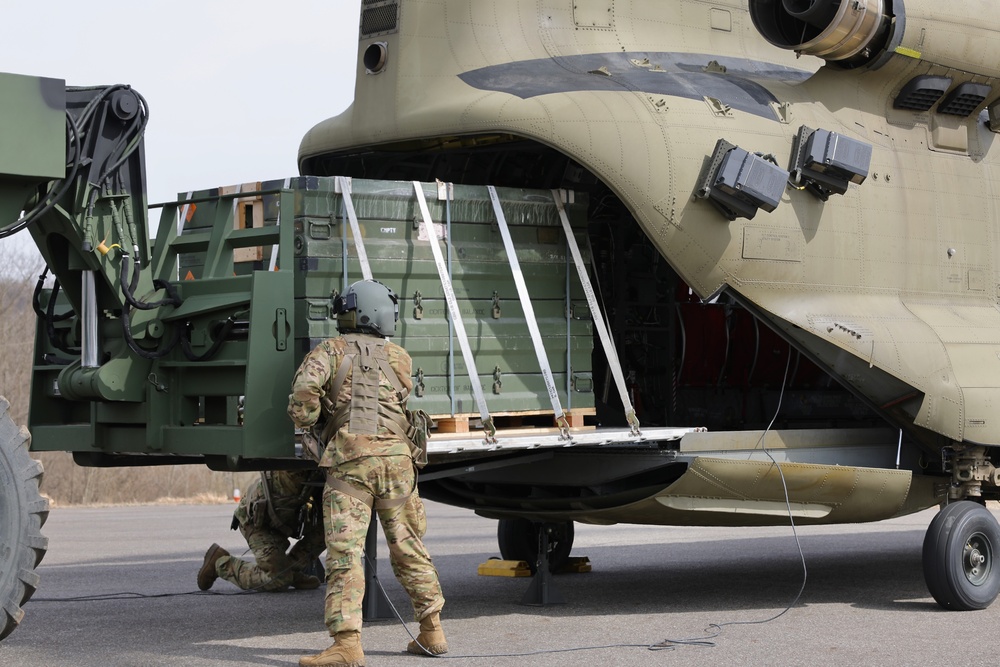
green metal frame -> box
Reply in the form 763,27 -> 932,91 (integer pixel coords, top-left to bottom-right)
30,186 -> 299,467
26,175 -> 594,469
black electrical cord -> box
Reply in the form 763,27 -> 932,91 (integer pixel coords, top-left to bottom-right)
361,549 -> 654,660
31,548 -> 314,603
364,347 -> 806,659
650,349 -> 805,651
31,589 -> 257,603
29,352 -> 808,659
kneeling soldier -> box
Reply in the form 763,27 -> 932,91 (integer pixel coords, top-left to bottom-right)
197,469 -> 325,592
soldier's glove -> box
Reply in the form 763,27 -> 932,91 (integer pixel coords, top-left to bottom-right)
300,426 -> 325,463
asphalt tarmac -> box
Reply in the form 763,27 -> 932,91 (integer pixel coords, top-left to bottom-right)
1,500 -> 997,666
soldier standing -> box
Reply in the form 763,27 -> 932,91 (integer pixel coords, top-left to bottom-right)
289,279 -> 447,667
197,469 -> 326,592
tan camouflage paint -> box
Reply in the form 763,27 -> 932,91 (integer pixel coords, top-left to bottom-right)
298,0 -> 1000,446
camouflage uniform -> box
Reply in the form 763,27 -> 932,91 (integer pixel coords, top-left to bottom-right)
288,334 -> 445,634
215,469 -> 326,591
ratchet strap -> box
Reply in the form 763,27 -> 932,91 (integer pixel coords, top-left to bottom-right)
488,185 -> 571,439
336,176 -> 373,281
412,181 -> 497,443
552,189 -> 641,436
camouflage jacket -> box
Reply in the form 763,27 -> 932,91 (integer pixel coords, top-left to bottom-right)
233,469 -> 322,537
287,334 -> 412,467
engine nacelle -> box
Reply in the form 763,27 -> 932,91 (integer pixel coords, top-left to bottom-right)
750,0 -> 1000,79
749,0 -> 892,66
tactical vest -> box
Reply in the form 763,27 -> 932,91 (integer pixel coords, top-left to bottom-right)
321,334 -> 410,441
239,470 -> 323,539
320,334 -> 425,510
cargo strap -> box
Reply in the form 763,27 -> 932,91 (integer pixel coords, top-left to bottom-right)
412,181 -> 497,443
258,471 -> 296,537
336,176 -> 373,281
488,185 -> 571,440
326,476 -> 410,511
552,189 -> 641,436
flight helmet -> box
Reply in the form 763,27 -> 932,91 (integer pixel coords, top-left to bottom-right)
333,279 -> 399,337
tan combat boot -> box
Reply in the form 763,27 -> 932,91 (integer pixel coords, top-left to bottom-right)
299,631 -> 365,667
406,611 -> 448,656
196,543 -> 230,591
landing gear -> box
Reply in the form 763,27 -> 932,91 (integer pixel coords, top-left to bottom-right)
923,500 -> 1000,610
497,518 -> 574,573
0,397 -> 48,641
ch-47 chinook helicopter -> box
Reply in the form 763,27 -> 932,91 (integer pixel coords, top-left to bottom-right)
3,0 -> 1000,643
296,0 -> 1000,612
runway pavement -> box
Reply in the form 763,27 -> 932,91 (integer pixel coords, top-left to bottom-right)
0,499 -> 997,666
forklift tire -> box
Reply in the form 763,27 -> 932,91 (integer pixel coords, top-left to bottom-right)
0,396 -> 48,642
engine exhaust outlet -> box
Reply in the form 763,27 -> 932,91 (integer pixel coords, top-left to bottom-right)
749,0 -> 892,65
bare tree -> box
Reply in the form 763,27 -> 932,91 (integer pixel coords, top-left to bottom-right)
0,243 -> 42,426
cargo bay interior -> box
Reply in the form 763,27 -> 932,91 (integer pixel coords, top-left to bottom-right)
301,136 -> 882,435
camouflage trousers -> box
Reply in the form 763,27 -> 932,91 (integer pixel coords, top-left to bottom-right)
216,520 -> 326,591
323,455 -> 445,634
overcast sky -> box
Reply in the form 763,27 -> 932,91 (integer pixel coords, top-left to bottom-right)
1,0 -> 361,257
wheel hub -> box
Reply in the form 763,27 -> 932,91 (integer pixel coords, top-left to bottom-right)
964,533 -> 992,586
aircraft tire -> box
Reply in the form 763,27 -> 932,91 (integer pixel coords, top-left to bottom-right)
497,518 -> 574,574
0,396 -> 48,641
923,500 -> 1000,611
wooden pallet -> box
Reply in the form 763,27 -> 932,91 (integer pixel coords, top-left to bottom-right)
430,407 -> 596,434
